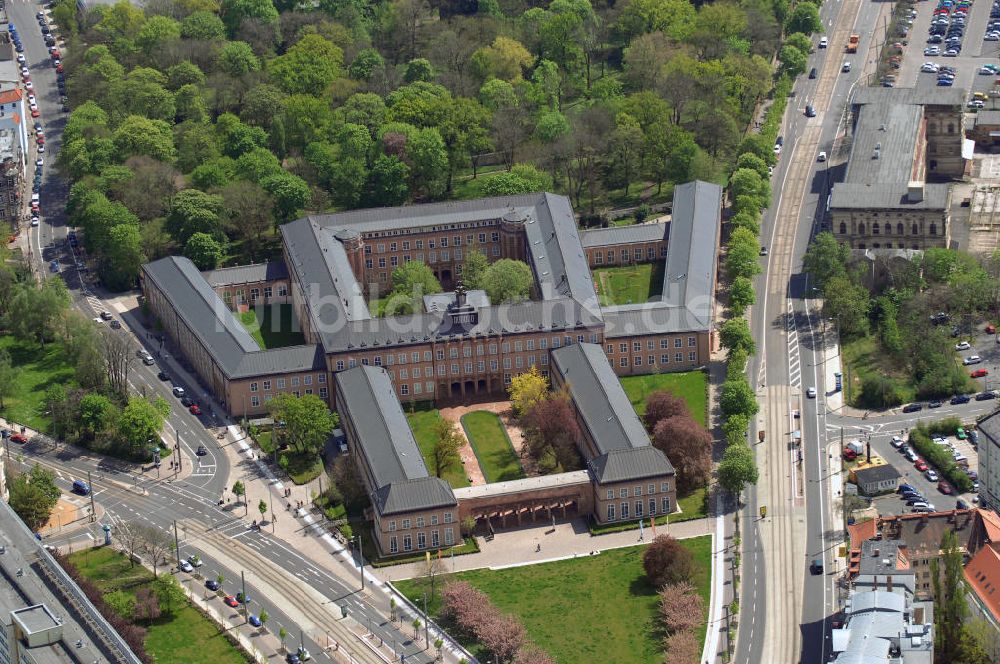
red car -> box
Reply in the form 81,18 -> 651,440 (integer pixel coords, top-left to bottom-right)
223,595 -> 239,608
915,459 -> 929,471
843,448 -> 857,460
55,63 -> 63,73
988,324 -> 997,334
30,108 -> 39,118
189,403 -> 201,415
36,136 -> 44,145
10,433 -> 27,444
939,481 -> 953,495
972,368 -> 989,378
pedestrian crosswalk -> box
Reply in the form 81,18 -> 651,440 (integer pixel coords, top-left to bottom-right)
787,300 -> 801,388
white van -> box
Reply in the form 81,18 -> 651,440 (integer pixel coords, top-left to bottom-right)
819,36 -> 828,48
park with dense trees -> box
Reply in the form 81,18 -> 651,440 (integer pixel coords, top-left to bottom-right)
55,0 -> 798,290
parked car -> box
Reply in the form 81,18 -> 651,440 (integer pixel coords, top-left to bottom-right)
248,615 -> 262,627
939,481 -> 953,495
926,469 -> 940,482
951,394 -> 972,405
963,355 -> 982,365
72,479 -> 90,495
971,369 -> 988,378
178,560 -> 193,573
902,403 -> 924,413
223,595 -> 239,608
205,579 -> 220,591
956,341 -> 971,350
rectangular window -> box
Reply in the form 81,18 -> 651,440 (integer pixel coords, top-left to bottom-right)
431,530 -> 440,547
250,382 -> 258,392
414,382 -> 422,394
400,369 -> 409,379
648,355 -> 655,365
539,338 -> 547,349
292,377 -> 300,387
401,384 -> 409,395
634,356 -> 642,366
304,375 -> 312,385
413,368 -> 421,378
438,366 -> 446,376
596,253 -> 604,265
451,363 -> 460,375
390,536 -> 398,554
607,503 -> 616,521
416,516 -> 424,527
515,341 -> 523,352
647,340 -> 655,350
277,378 -> 286,389
502,342 -> 510,353
390,242 -> 397,251
379,258 -> 386,268
648,483 -> 655,495
661,482 -> 669,492
436,350 -> 445,360
336,361 -> 344,371
661,339 -> 669,349
620,487 -> 628,498
377,244 -> 385,253
489,344 -> 498,355
607,489 -> 614,500
441,250 -> 449,261
635,500 -> 643,517
688,336 -> 696,347
633,341 -> 641,352
541,355 -> 548,365
490,359 -> 498,371
621,502 -> 629,519
620,343 -> 628,353
278,284 -> 288,296
620,357 -> 628,367
515,357 -> 523,368
391,256 -> 399,267
662,497 -> 670,513
503,358 -> 512,369
674,338 -> 682,348
689,352 -> 696,361
463,346 -> 472,358
426,381 -> 434,393
389,521 -> 397,532
649,498 -> 656,515
424,351 -> 432,362
661,355 -> 669,364
264,286 -> 272,298
445,528 -> 454,545
403,535 -> 413,552
450,348 -> 459,359
552,336 -> 561,348
263,380 -> 271,391
479,233 -> 487,243
440,237 -> 448,247
676,353 -> 683,363
250,396 -> 260,407
403,241 -> 410,250
444,512 -> 453,523
402,519 -> 411,529
607,344 -> 614,354
465,362 -> 473,373
492,232 -> 500,242
416,240 -> 424,249
319,387 -> 328,398
431,515 -> 438,525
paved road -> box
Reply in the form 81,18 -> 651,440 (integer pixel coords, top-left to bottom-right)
7,2 -> 441,660
735,0 -> 888,661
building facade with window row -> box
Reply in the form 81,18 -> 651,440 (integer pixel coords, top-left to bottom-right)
139,182 -> 722,419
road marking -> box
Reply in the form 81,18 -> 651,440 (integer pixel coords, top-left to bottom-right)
787,300 -> 802,388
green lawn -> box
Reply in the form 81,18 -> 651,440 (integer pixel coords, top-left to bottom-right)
460,411 -> 525,483
593,263 -> 665,306
396,535 -> 712,664
620,371 -> 709,428
406,406 -> 470,489
67,547 -> 248,664
0,335 -> 76,432
238,304 -> 304,349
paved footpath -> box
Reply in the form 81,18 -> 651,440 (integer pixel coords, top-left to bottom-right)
377,515 -> 714,582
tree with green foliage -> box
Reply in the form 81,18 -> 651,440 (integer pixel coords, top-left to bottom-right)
117,396 -> 171,457
482,259 -> 533,304
136,15 -> 181,55
258,498 -> 268,521
112,115 -> 176,163
722,412 -> 750,447
184,232 -> 223,270
366,155 -> 410,206
167,189 -> 224,244
729,276 -> 756,315
79,393 -> 119,442
269,34 -> 344,95
180,10 -> 226,40
480,164 -> 553,197
386,261 -> 442,314
349,48 -> 384,81
221,0 -> 278,34
10,279 -> 70,348
803,232 -> 849,289
100,223 -> 144,292
720,317 -> 756,355
260,172 -> 310,225
718,442 -> 758,496
105,591 -> 137,620
785,1 -> 821,34
217,41 -> 260,76
778,44 -> 807,77
720,378 -> 758,418
461,249 -> 489,290
431,419 -> 463,479
268,393 -> 338,456
823,274 -> 870,338
232,480 -> 247,513
8,464 -> 62,531
932,529 -> 967,659
151,574 -> 187,615
726,227 -> 762,281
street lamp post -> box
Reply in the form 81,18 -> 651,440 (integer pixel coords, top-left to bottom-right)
352,535 -> 365,590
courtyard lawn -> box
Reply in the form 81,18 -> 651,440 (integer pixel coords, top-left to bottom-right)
66,547 -> 248,664
620,371 -> 709,428
406,406 -> 471,489
0,335 -> 76,431
460,411 -> 525,483
395,535 -> 712,664
238,304 -> 304,349
593,263 -> 664,307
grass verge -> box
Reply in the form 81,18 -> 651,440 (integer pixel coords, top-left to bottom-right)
619,371 -> 709,428
460,411 -> 525,483
0,335 -> 76,432
66,547 -> 248,664
395,535 -> 712,664
406,406 -> 471,489
238,304 -> 304,349
593,262 -> 664,306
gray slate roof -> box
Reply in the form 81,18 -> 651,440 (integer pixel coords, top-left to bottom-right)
852,86 -> 965,108
203,261 -> 288,287
580,222 -> 668,248
334,366 -> 456,514
600,181 -> 721,335
551,343 -> 652,454
142,257 -> 325,379
854,464 -> 901,484
975,110 -> 1000,126
844,102 -> 923,186
589,447 -> 675,484
830,183 -> 950,210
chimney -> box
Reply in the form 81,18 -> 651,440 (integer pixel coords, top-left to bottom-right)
867,438 -> 871,464
887,575 -> 893,593
908,181 -> 924,202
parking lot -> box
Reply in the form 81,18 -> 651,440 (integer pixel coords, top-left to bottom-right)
894,0 -> 1000,102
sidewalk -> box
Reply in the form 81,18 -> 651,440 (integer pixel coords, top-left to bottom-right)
215,425 -> 474,664
377,516 -> 714,582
